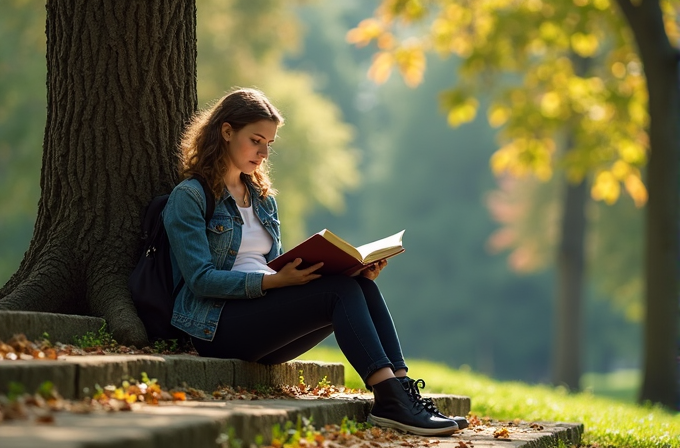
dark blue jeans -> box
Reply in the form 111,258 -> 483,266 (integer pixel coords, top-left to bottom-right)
191,275 -> 408,384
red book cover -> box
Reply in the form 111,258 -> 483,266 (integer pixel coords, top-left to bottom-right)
267,229 -> 405,276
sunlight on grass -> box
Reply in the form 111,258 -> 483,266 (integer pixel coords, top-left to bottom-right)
581,369 -> 640,403
297,347 -> 680,448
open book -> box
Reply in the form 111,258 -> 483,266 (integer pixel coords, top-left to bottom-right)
267,229 -> 405,276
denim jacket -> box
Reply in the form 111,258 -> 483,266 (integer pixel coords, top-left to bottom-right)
163,177 -> 283,341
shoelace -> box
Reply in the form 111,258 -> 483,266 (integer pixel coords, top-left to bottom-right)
400,379 -> 428,414
408,378 -> 443,416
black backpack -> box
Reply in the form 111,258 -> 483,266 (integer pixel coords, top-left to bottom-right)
129,176 -> 215,342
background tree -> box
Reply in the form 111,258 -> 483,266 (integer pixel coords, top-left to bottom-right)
615,0 -> 679,408
348,0 -> 678,405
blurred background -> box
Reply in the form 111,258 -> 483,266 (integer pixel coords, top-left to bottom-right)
1,0 -> 645,401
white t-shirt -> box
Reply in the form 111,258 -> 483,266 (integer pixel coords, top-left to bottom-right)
231,205 -> 276,275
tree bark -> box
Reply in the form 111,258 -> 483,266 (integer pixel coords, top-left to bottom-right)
0,0 -> 197,347
616,0 -> 679,409
553,177 -> 588,390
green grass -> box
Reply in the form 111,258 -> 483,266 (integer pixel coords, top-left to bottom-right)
581,369 -> 639,403
296,347 -> 680,448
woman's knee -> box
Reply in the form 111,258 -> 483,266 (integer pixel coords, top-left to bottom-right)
353,276 -> 384,304
319,275 -> 361,293
321,275 -> 366,305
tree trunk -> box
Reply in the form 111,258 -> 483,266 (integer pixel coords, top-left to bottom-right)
0,0 -> 197,347
616,0 -> 679,409
553,176 -> 588,390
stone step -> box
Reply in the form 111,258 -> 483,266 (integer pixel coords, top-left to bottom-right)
0,311 -> 580,448
0,354 -> 345,399
0,397 -> 580,448
0,394 -> 475,448
0,311 -> 106,344
437,421 -> 583,448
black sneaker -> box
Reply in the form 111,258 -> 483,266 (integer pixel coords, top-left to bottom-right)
368,377 -> 459,436
399,377 -> 469,430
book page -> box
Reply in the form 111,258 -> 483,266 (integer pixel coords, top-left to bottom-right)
319,229 -> 362,261
356,230 -> 405,264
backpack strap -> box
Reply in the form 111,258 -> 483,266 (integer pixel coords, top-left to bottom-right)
192,174 -> 216,222
171,175 -> 216,300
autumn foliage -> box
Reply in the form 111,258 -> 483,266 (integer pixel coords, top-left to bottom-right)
347,0 -> 680,206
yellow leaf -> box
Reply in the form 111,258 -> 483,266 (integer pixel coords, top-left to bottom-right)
611,61 -> 626,78
611,160 -> 630,179
539,22 -> 562,41
346,19 -> 384,47
447,97 -> 478,126
394,44 -> 426,87
628,101 -> 648,125
368,52 -> 395,84
488,104 -> 510,128
624,173 -> 647,207
377,33 -> 396,50
618,140 -> 646,165
591,171 -> 620,204
571,32 -> 600,57
490,145 -> 513,175
490,138 -> 554,180
540,91 -> 562,118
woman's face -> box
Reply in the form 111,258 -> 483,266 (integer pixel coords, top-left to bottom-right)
221,120 -> 278,175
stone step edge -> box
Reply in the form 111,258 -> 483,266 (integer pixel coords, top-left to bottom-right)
0,354 -> 344,399
0,394 -> 476,448
445,421 -> 584,448
0,311 -> 105,345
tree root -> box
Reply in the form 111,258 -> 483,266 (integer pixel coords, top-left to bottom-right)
0,242 -> 149,348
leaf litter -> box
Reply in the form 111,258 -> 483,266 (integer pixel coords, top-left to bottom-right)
0,333 -> 194,360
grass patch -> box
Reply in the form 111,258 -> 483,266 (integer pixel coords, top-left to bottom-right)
72,323 -> 117,350
580,369 -> 639,403
296,347 -> 680,448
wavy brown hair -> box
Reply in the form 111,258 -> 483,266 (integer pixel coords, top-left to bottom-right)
179,87 -> 284,199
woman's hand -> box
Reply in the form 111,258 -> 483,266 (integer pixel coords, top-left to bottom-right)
360,259 -> 387,280
262,258 -> 323,290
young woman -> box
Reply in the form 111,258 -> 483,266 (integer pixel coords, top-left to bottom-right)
163,87 -> 468,436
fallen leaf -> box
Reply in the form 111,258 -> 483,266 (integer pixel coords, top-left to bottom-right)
493,427 -> 510,439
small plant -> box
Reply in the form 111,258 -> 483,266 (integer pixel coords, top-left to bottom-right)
7,381 -> 25,401
152,339 -> 179,353
140,371 -> 158,387
339,416 -> 371,435
265,416 -> 374,447
270,415 -> 317,447
317,375 -> 331,388
217,426 -> 243,448
252,384 -> 276,395
36,381 -> 56,400
298,369 -> 305,387
73,323 -> 117,349
40,332 -> 52,345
